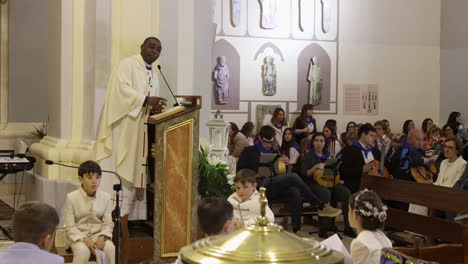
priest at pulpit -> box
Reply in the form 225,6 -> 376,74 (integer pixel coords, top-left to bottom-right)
95,37 -> 167,220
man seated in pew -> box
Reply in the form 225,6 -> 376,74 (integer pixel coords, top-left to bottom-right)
237,125 -> 341,235
388,129 -> 437,182
348,189 -> 391,264
340,123 -> 381,194
0,201 -> 64,264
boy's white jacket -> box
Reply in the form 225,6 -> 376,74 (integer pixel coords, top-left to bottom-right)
228,190 -> 275,226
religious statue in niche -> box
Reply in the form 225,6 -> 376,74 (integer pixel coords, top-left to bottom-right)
320,0 -> 331,33
308,57 -> 322,105
260,0 -> 278,29
262,56 -> 276,96
214,56 -> 230,105
231,0 -> 240,27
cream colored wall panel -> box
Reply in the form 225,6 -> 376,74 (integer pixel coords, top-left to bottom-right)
247,0 -> 291,38
314,0 -> 337,41
291,0 -> 315,39
221,0 -> 247,36
214,0 -> 222,34
339,0 -> 440,46
338,43 -> 440,130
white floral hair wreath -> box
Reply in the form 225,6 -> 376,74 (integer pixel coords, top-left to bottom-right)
354,189 -> 388,222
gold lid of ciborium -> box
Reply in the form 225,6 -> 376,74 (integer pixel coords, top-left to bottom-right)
180,187 -> 344,264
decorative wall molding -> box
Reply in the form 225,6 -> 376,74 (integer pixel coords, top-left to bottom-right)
0,1 -> 9,128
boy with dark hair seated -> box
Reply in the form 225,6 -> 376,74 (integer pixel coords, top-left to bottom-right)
0,201 -> 64,264
228,169 -> 274,229
63,160 -> 115,264
197,196 -> 234,236
175,197 -> 234,264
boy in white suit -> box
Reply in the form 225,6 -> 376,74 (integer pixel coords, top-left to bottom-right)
63,161 -> 115,264
227,169 -> 275,229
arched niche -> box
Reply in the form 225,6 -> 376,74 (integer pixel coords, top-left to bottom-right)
296,43 -> 331,111
212,38 -> 240,110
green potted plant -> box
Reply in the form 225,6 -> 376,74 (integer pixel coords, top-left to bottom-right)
198,145 -> 234,199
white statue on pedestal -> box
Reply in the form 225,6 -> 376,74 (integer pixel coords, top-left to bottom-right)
214,56 -> 230,105
260,0 -> 278,29
308,57 -> 322,105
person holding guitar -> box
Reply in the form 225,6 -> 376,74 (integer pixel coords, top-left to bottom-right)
237,125 -> 341,235
389,129 -> 438,182
301,133 -> 354,238
340,123 -> 381,194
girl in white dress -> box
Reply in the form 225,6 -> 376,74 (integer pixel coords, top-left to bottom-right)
349,189 -> 392,264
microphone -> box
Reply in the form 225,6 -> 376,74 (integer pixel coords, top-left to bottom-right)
45,160 -> 122,187
157,65 -> 179,107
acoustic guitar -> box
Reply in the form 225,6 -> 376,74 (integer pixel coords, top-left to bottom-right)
410,163 -> 437,184
313,158 -> 340,188
367,160 -> 380,177
258,153 -> 287,177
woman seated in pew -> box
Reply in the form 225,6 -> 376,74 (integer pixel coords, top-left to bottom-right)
323,120 -> 342,157
228,122 -> 250,159
280,128 -> 300,173
293,104 -> 316,144
269,107 -> 289,146
435,136 -> 467,188
421,118 -> 434,140
442,123 -> 457,138
301,132 -> 354,238
446,111 -> 466,141
402,120 -> 415,137
425,126 -> 444,156
349,189 -> 391,264
239,121 -> 255,146
346,121 -> 357,133
409,136 -> 466,218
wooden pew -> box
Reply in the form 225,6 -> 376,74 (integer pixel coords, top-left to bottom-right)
360,175 -> 468,264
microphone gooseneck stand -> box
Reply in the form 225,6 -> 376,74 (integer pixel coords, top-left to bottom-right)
45,160 -> 122,264
157,65 -> 179,107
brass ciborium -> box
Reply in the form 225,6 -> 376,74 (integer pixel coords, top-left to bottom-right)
180,187 -> 344,264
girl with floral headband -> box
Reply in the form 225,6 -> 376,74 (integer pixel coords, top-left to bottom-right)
349,189 -> 392,264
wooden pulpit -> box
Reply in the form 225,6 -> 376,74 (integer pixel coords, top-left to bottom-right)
148,96 -> 201,263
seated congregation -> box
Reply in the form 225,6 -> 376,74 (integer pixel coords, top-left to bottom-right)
3,108 -> 468,264
226,106 -> 468,263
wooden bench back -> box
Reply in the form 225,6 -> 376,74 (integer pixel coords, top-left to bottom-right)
360,175 -> 468,264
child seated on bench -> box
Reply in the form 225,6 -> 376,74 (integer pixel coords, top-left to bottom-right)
0,201 -> 64,264
63,160 -> 115,264
349,189 -> 391,264
228,169 -> 274,229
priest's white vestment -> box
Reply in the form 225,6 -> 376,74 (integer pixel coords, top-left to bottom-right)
96,54 -> 158,220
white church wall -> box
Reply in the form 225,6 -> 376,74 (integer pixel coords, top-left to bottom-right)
440,0 -> 468,126
209,0 -> 441,135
